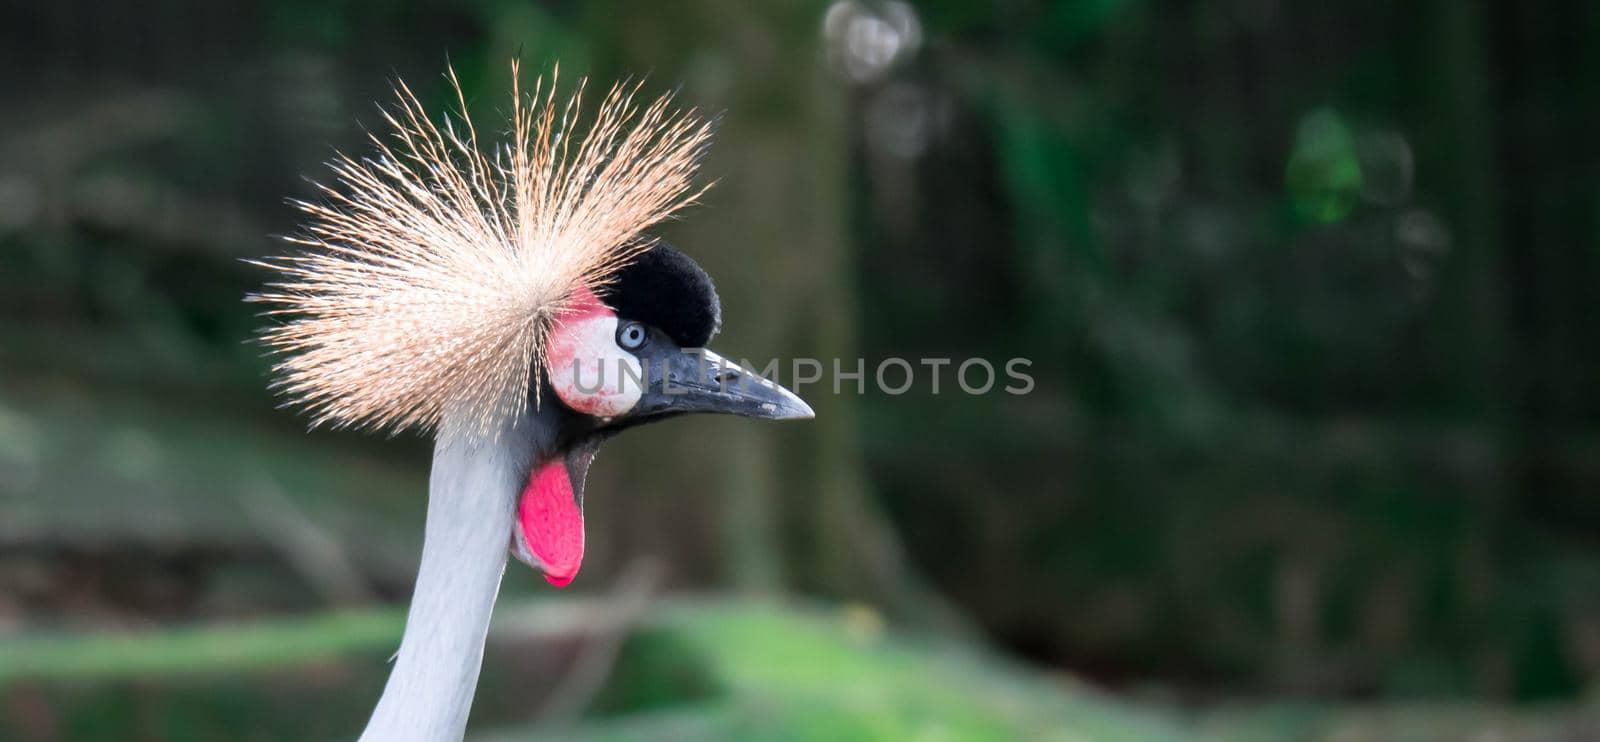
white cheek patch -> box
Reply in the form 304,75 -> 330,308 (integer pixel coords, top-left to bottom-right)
546,315 -> 644,417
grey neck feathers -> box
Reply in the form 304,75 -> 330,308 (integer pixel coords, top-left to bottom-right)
358,407 -> 554,742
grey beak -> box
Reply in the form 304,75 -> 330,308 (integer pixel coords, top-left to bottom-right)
634,348 -> 814,421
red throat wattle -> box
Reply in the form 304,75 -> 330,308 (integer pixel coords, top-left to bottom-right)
518,459 -> 584,587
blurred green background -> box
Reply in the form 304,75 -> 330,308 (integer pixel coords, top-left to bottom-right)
3,1 -> 1599,740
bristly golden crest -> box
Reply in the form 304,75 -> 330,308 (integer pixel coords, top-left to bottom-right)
250,61 -> 712,438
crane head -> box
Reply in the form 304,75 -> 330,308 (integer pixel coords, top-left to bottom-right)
513,240 -> 811,586
251,64 -> 810,589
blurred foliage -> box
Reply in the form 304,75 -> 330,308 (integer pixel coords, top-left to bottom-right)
5,598 -> 1594,741
0,599 -> 1194,741
2,0 -> 1600,738
852,0 -> 1600,703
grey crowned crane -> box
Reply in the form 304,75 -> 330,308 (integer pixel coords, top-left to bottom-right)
250,63 -> 812,741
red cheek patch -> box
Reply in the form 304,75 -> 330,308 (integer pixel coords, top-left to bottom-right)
547,288 -> 639,417
518,459 -> 584,587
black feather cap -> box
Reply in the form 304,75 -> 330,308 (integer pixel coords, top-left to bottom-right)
598,241 -> 722,348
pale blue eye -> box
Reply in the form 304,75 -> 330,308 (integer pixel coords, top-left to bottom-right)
617,322 -> 646,350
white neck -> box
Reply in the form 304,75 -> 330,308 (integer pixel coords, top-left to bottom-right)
359,419 -> 538,742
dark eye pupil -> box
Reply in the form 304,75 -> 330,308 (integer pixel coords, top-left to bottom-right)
620,323 -> 644,347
